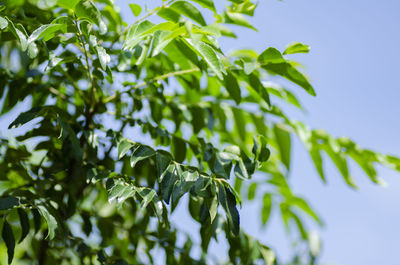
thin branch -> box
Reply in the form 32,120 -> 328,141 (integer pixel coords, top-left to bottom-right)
74,20 -> 95,107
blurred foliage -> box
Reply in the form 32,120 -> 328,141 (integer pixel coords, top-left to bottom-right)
0,0 -> 399,264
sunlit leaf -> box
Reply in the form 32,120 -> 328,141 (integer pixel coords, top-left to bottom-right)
129,3 -> 142,17
283,42 -> 310,55
38,206 -> 57,240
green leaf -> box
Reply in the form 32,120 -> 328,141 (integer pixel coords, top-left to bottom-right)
283,42 -> 310,55
7,108 -> 33,127
231,107 -> 246,141
252,135 -> 270,163
134,187 -> 157,209
263,62 -> 316,96
310,144 -> 326,182
28,24 -> 68,44
266,85 -> 303,109
213,152 -> 234,179
27,42 -> 38,58
159,164 -> 179,203
57,117 -> 83,161
157,6 -> 181,23
208,195 -> 218,223
152,30 -> 176,56
107,180 -> 135,204
172,136 -> 187,163
4,17 -> 28,51
261,193 -> 272,225
17,209 -> 30,243
129,3 -> 142,17
258,244 -> 275,265
224,71 -> 241,105
2,220 -> 15,265
248,73 -> 271,107
323,138 -> 356,188
218,184 -> 240,235
171,170 -> 199,210
96,45 -> 110,71
185,37 -> 224,79
57,0 -> 80,9
235,1 -> 257,16
169,1 -> 206,26
38,205 -> 57,240
289,197 -> 322,225
32,209 -> 41,233
234,158 -> 250,180
117,139 -> 133,159
243,61 -> 257,75
224,11 -> 257,31
156,151 -> 172,179
247,182 -> 257,200
0,197 -> 19,210
258,47 -> 286,64
190,0 -> 216,12
0,16 -> 8,30
130,145 -> 155,167
75,0 -> 107,34
273,123 -> 291,171
123,20 -> 155,50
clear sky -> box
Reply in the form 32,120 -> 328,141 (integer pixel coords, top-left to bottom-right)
217,0 -> 400,264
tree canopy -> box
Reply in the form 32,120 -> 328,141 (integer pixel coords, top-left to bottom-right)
0,0 -> 399,264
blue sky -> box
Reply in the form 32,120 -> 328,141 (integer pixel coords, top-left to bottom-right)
218,0 -> 400,264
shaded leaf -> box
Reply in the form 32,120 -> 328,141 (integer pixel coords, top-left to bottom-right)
17,208 -> 30,243
224,71 -> 241,105
0,197 -> 19,210
218,184 -> 240,235
2,220 -> 15,264
130,145 -> 155,167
